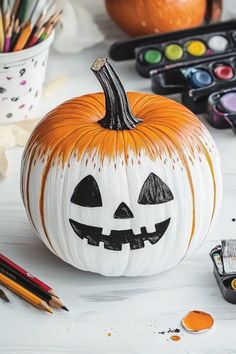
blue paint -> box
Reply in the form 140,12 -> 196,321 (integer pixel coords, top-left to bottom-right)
187,69 -> 213,88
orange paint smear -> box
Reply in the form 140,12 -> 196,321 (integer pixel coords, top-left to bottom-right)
170,335 -> 181,341
23,92 -> 215,249
182,310 -> 214,332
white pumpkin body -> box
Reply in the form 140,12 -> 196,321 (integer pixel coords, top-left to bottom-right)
21,135 -> 222,276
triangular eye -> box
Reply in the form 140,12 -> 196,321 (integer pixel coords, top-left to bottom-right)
71,175 -> 102,207
138,173 -> 174,205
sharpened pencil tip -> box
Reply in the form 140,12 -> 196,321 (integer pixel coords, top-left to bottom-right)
47,308 -> 53,314
62,306 -> 69,312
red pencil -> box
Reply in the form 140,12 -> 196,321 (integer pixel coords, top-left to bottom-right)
0,253 -> 58,297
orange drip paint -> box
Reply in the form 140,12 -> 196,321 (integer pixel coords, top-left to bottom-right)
23,92 -> 215,247
200,144 -> 217,223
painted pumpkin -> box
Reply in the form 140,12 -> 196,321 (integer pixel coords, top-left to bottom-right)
105,0 -> 207,36
21,58 -> 222,276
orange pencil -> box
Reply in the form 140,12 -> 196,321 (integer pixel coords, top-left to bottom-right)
0,273 -> 53,313
13,20 -> 32,51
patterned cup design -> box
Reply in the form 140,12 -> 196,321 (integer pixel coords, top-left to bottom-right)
0,33 -> 54,124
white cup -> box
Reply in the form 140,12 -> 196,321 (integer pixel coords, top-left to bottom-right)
0,33 -> 54,125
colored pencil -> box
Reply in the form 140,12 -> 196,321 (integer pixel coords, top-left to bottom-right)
10,20 -> 20,50
17,0 -> 28,24
0,261 -> 68,311
3,4 -> 11,32
0,287 -> 10,302
0,253 -> 58,297
11,0 -> 20,18
0,273 -> 53,313
0,0 -> 62,52
26,25 -> 44,47
0,6 -> 4,51
13,19 -> 31,51
3,21 -> 12,52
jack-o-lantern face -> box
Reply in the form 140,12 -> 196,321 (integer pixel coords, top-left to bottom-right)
21,58 -> 222,276
69,173 -> 173,250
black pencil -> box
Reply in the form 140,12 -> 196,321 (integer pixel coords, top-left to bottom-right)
0,261 -> 68,311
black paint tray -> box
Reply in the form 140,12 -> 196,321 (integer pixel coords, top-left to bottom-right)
210,245 -> 236,304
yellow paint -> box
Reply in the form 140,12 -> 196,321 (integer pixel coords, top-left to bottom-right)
185,40 -> 206,56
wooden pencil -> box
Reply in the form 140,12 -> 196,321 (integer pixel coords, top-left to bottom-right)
26,25 -> 44,47
11,0 -> 20,18
0,253 -> 58,297
3,4 -> 10,32
0,261 -> 68,311
10,21 -> 20,50
0,273 -> 53,313
13,20 -> 32,51
3,21 -> 12,52
0,287 -> 10,302
0,6 -> 5,52
17,0 -> 29,24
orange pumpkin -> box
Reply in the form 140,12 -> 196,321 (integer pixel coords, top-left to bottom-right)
105,0 -> 207,37
21,58 -> 222,276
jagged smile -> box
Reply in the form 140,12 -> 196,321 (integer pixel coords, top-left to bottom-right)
69,218 -> 171,251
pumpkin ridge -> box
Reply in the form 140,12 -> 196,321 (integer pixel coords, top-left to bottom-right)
142,124 -> 196,245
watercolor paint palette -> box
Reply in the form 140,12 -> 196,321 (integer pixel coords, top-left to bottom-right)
110,20 -> 236,62
210,245 -> 236,304
135,22 -> 236,77
151,52 -> 236,114
208,87 -> 236,133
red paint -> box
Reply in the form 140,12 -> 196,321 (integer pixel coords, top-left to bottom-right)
213,64 -> 234,80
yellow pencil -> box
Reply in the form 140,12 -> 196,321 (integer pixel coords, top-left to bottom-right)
0,273 -> 53,313
0,7 -> 5,52
13,21 -> 32,51
4,5 -> 11,33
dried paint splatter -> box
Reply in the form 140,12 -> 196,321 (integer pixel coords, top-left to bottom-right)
170,335 -> 181,341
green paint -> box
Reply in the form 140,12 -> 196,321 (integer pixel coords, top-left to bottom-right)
143,49 -> 162,64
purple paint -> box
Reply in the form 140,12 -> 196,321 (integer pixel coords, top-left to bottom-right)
220,93 -> 236,113
19,104 -> 25,109
20,80 -> 27,85
6,76 -> 12,80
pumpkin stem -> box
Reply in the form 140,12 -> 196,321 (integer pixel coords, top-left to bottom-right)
91,58 -> 142,130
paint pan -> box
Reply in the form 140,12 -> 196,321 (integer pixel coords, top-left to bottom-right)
208,87 -> 236,132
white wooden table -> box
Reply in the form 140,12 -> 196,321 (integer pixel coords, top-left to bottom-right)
1,3 -> 236,353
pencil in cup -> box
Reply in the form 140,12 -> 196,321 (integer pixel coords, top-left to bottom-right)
13,20 -> 32,51
0,261 -> 68,311
0,273 -> 53,313
0,253 -> 58,296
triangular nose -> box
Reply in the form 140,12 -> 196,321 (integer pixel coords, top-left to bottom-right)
113,202 -> 134,219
